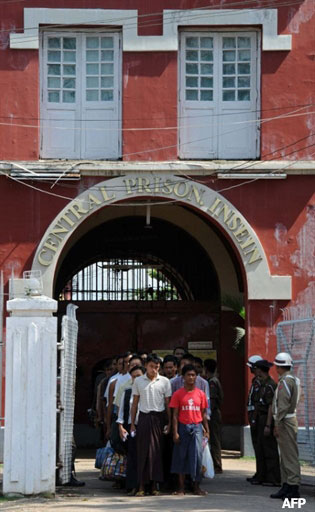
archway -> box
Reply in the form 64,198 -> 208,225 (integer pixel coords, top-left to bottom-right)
32,174 -> 292,301
31,174 -> 292,447
57,215 -> 223,444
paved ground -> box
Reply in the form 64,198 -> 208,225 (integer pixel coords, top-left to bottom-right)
0,451 -> 314,512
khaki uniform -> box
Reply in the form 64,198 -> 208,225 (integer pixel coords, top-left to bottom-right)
247,376 -> 261,473
272,372 -> 300,486
209,376 -> 224,471
255,376 -> 280,483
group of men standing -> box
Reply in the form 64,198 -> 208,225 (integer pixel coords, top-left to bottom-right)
92,347 -> 301,500
93,348 -> 223,496
247,352 -> 301,500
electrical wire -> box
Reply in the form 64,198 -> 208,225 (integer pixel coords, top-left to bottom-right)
1,0 -> 304,42
0,107 -> 313,134
2,140 -> 314,203
3,137 -> 314,197
111,111 -> 315,160
2,108 -> 313,184
1,103 -> 312,124
216,149 -> 315,192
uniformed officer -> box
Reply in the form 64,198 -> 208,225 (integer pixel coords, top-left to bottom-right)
270,352 -> 301,500
252,359 -> 281,486
204,358 -> 224,473
246,354 -> 263,483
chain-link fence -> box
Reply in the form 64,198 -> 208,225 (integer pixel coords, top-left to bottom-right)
276,310 -> 315,465
57,304 -> 79,484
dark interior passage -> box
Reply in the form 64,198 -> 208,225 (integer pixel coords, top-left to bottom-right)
55,213 -> 244,447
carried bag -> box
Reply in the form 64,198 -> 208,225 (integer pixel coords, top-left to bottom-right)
95,441 -> 113,469
110,421 -> 128,455
110,388 -> 132,455
102,451 -> 127,480
202,442 -> 215,479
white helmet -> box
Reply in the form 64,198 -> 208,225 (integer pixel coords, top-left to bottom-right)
247,355 -> 263,368
274,352 -> 293,366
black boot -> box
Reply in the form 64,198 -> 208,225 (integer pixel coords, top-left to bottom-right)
270,483 -> 289,499
284,485 -> 300,499
64,474 -> 85,487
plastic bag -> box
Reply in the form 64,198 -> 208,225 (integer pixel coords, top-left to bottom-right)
95,441 -> 113,469
202,442 -> 214,479
102,452 -> 127,480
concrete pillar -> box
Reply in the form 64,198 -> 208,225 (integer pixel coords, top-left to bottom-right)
3,296 -> 57,495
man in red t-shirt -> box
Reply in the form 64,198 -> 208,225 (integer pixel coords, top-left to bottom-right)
170,364 -> 209,495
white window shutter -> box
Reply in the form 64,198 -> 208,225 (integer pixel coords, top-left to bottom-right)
179,31 -> 259,160
40,31 -> 121,159
80,33 -> 121,159
41,33 -> 80,158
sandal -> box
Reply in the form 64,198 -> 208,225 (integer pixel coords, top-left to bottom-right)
135,490 -> 145,497
151,490 -> 161,496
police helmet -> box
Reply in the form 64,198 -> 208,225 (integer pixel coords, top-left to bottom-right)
246,355 -> 263,368
273,352 -> 293,366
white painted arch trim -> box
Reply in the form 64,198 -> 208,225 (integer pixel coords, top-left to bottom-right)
31,174 -> 291,300
11,8 -> 292,51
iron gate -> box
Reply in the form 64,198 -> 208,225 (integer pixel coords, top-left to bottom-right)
276,308 -> 315,465
57,304 -> 79,484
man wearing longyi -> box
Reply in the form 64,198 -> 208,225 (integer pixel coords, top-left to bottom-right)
170,364 -> 209,496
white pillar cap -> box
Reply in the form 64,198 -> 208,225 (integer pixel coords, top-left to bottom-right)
7,296 -> 58,316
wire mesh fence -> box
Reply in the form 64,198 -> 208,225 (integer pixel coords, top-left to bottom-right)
57,304 -> 79,484
276,312 -> 315,465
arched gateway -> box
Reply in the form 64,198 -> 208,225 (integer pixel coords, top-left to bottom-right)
31,173 -> 291,447
32,173 -> 291,300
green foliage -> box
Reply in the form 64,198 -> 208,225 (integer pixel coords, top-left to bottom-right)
222,293 -> 245,318
222,294 -> 245,351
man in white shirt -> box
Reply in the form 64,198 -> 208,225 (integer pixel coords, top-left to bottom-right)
130,354 -> 172,496
117,364 -> 144,495
104,355 -> 123,403
105,353 -> 131,438
114,354 -> 143,409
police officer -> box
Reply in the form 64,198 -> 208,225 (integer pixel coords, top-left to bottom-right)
270,352 -> 301,500
252,359 -> 280,486
246,355 -> 263,483
204,359 -> 224,473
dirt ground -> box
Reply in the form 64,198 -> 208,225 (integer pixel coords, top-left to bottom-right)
0,451 -> 314,512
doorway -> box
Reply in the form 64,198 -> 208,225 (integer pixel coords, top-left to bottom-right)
54,209 -> 244,447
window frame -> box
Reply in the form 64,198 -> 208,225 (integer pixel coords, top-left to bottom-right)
178,28 -> 261,160
39,28 -> 122,160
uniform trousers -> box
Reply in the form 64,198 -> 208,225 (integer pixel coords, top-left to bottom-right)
210,409 -> 222,471
249,413 -> 259,474
255,414 -> 280,484
277,417 -> 300,486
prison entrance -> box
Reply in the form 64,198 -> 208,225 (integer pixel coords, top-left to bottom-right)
54,203 -> 246,447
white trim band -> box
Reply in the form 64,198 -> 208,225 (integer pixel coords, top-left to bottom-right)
10,8 -> 292,51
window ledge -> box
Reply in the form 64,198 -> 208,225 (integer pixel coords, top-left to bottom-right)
1,160 -> 315,177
